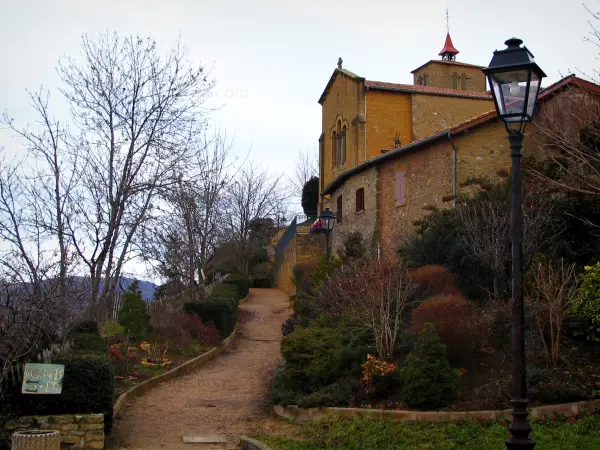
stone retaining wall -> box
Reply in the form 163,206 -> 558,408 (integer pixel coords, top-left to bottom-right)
274,399 -> 600,423
7,414 -> 104,449
113,328 -> 237,418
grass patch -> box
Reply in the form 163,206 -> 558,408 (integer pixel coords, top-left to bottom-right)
257,414 -> 600,450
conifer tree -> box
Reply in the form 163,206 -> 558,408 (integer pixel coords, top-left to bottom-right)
117,280 -> 150,342
400,323 -> 458,410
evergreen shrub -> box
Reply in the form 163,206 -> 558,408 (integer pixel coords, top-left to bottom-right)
400,323 -> 459,410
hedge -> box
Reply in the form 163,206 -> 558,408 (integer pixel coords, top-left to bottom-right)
9,355 -> 116,433
251,278 -> 272,288
183,284 -> 239,337
223,274 -> 250,299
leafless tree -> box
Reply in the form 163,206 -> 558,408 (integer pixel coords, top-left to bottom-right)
530,87 -> 600,201
316,259 -> 417,361
456,181 -> 558,300
223,164 -> 287,275
526,259 -> 578,367
143,131 -> 232,285
288,149 -> 318,198
56,33 -> 213,312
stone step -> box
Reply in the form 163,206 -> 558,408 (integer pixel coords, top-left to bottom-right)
182,434 -> 235,449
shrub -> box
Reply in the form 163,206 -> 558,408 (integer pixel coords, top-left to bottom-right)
338,231 -> 366,262
224,273 -> 250,299
183,287 -> 239,337
12,355 -> 116,432
117,280 -> 150,342
409,295 -> 485,365
357,354 -> 400,401
280,321 -> 370,395
68,320 -> 100,335
209,283 -> 239,302
251,278 -> 272,288
69,333 -> 107,354
409,265 -> 460,301
296,377 -> 358,408
154,311 -> 222,349
571,262 -> 600,342
100,320 -> 126,344
400,323 -> 459,410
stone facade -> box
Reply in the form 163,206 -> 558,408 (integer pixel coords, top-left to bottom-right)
411,94 -> 493,141
378,140 -> 454,258
329,166 -> 379,255
275,234 -> 325,295
7,414 -> 104,449
411,60 -> 486,92
365,90 -> 412,157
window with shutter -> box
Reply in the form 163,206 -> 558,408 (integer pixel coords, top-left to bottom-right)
395,171 -> 406,206
336,195 -> 343,223
356,188 -> 365,212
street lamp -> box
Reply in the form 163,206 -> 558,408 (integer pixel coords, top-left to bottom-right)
483,38 -> 546,450
317,208 -> 336,263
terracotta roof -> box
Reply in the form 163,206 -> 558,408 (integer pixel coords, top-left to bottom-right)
364,80 -> 492,100
439,33 -> 459,56
318,68 -> 364,104
410,59 -> 485,74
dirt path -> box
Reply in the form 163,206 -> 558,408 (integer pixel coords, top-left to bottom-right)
110,288 -> 293,449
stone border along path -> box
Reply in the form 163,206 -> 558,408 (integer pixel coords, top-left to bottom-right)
110,288 -> 292,450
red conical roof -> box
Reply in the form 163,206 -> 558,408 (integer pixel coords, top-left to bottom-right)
439,33 -> 459,56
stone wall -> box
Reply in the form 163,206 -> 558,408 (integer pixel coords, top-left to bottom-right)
274,235 -> 296,295
275,233 -> 325,295
329,165 -> 378,256
7,414 -> 104,449
366,90 -> 412,158
412,61 -> 487,92
411,93 -> 493,141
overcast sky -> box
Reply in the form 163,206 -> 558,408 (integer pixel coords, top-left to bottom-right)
0,0 -> 596,280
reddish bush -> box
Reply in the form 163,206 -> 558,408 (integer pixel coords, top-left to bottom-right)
155,311 -> 221,349
409,265 -> 460,300
409,295 -> 486,365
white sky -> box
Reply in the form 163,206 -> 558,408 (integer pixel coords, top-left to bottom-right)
0,0 -> 597,281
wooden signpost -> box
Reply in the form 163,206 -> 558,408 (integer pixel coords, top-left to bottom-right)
21,363 -> 65,394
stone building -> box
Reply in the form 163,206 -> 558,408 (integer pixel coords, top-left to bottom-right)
317,35 -> 600,258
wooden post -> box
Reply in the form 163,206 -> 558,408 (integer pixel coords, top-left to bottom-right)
11,430 -> 60,450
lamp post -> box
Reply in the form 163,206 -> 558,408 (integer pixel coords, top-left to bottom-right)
318,208 -> 336,263
483,38 -> 546,450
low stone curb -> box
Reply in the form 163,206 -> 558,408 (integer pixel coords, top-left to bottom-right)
274,398 -> 600,424
240,294 -> 250,304
113,329 -> 237,418
240,436 -> 273,450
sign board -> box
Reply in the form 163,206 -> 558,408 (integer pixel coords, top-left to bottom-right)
21,363 -> 65,394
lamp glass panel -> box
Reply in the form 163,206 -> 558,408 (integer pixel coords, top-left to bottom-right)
526,72 -> 541,118
489,69 -> 530,121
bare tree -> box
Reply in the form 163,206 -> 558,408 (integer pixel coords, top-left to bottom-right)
316,259 -> 417,361
530,87 -> 600,201
526,259 -> 578,367
143,131 -> 232,286
456,181 -> 558,299
56,33 -> 213,312
223,164 -> 287,275
288,149 -> 318,198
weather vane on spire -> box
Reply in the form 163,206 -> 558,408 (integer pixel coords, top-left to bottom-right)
446,7 -> 450,34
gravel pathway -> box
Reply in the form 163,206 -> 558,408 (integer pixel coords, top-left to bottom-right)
110,288 -> 292,449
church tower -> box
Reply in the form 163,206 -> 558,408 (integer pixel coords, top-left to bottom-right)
411,32 -> 486,92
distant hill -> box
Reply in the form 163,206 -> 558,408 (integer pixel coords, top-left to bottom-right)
113,277 -> 158,302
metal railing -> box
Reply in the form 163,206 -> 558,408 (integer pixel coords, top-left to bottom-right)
275,216 -> 297,258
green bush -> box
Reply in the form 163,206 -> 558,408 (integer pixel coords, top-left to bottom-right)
400,323 -> 458,410
69,333 -> 107,353
209,283 -> 239,301
117,280 -> 150,342
279,321 -> 370,396
68,320 -> 100,335
572,262 -> 600,342
224,273 -> 250,299
11,355 -> 116,432
183,285 -> 239,337
251,278 -> 272,288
